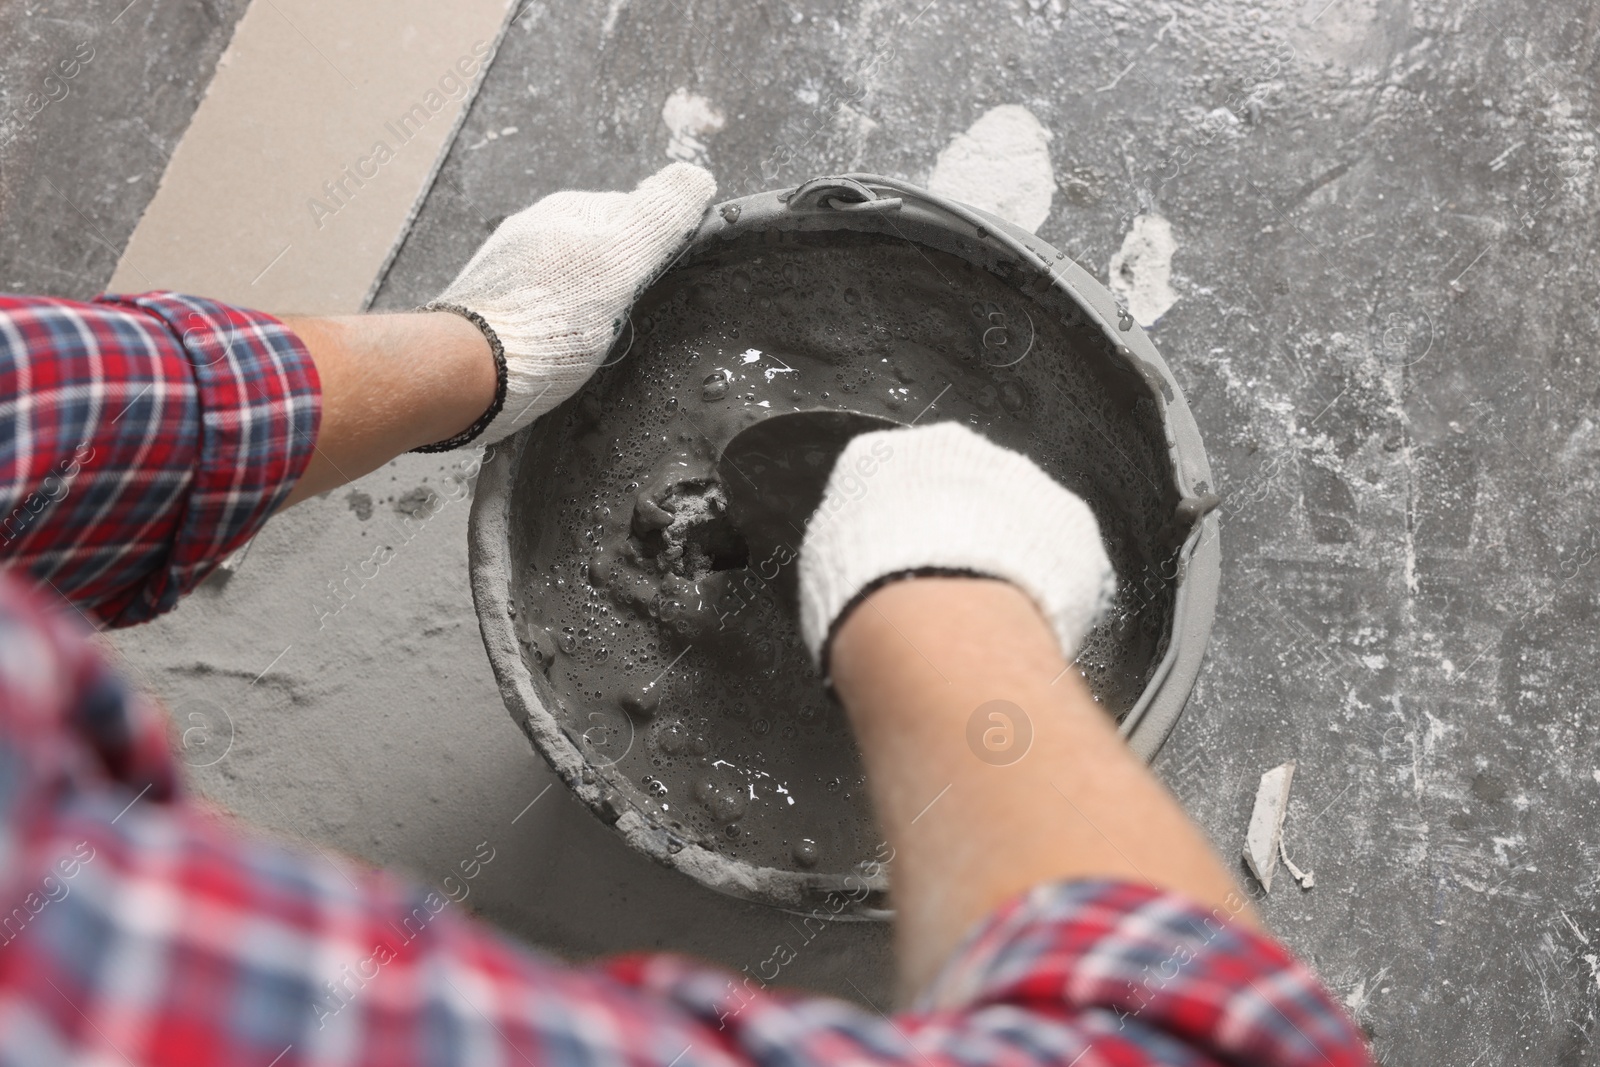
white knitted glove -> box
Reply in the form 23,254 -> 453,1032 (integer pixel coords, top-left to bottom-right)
798,422 -> 1117,670
430,162 -> 717,445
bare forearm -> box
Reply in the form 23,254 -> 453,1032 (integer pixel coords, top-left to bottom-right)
830,577 -> 1253,998
280,312 -> 495,506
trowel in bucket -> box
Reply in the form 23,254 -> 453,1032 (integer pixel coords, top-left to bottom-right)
715,409 -> 898,605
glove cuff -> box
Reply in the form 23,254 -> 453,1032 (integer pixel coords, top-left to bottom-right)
410,302 -> 509,453
797,422 -> 1117,675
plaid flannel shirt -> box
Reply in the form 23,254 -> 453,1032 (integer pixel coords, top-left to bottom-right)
0,291 -> 1373,1066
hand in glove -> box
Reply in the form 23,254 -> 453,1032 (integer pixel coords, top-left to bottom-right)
797,421 -> 1117,675
418,162 -> 717,450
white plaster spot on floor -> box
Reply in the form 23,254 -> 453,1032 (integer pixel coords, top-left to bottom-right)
926,104 -> 1056,233
1343,966 -> 1389,1019
1290,0 -> 1384,70
1109,214 -> 1179,327
662,88 -> 725,167
1559,416 -> 1600,465
1344,977 -> 1369,1016
834,103 -> 879,170
600,0 -> 630,39
1491,834 -> 1521,866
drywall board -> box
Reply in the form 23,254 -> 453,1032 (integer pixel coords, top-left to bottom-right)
0,0 -> 251,298
108,0 -> 515,313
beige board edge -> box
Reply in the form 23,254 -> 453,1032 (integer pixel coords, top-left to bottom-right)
110,0 -> 517,315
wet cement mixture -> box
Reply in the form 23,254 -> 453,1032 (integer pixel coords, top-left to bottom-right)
507,230 -> 1182,874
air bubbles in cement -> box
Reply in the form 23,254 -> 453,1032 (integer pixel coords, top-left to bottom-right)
702,370 -> 730,401
507,229 -> 1180,874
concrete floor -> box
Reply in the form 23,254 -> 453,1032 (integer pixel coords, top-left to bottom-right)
7,0 -> 1600,1061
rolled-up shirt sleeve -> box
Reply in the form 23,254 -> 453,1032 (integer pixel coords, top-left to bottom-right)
0,291 -> 319,626
614,878 -> 1373,1067
904,879 -> 1372,1066
0,569 -> 1370,1067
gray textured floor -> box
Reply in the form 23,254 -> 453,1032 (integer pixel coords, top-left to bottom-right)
7,0 -> 1600,1061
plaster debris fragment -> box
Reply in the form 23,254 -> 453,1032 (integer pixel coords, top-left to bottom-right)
1243,760 -> 1295,892
927,104 -> 1057,233
216,536 -> 255,575
662,88 -> 725,167
1109,214 -> 1179,327
1279,837 -> 1315,890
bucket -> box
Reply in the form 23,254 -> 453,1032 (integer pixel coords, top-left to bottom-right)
468,174 -> 1220,917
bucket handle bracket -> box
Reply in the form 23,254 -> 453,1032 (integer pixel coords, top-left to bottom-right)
784,177 -> 903,214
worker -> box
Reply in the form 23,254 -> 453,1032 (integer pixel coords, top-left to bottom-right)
0,162 -> 1369,1065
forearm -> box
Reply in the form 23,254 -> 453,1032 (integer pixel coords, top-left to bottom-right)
830,576 -> 1254,998
279,311 -> 496,506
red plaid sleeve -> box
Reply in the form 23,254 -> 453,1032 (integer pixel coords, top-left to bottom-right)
0,291 -> 319,627
0,571 -> 1369,1066
615,882 -> 1371,1067
905,879 -> 1372,1065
